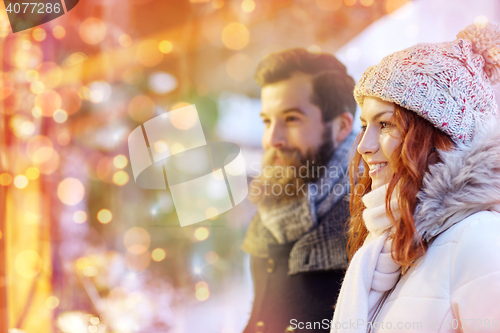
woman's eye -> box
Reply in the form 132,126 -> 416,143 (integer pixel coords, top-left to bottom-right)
380,121 -> 393,129
262,119 -> 270,125
360,125 -> 367,132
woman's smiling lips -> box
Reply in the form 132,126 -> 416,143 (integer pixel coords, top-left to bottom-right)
367,161 -> 388,176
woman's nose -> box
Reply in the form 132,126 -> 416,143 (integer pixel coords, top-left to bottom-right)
357,128 -> 379,156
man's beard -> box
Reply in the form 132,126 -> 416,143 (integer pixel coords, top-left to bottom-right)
250,127 -> 334,208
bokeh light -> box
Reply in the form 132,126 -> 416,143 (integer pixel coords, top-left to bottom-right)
57,178 -> 85,205
151,248 -> 166,262
113,171 -> 129,186
73,211 -> 88,224
53,109 -> 68,123
221,23 -> 249,50
205,207 -> 219,220
119,34 -> 132,47
124,227 -> 150,254
52,26 -> 66,39
79,18 -> 107,45
14,175 -> 28,189
32,27 -> 46,42
26,167 -> 40,180
241,0 -> 255,12
194,227 -> 210,241
158,40 -> 173,54
113,155 -> 128,169
148,72 -> 178,94
195,281 -> 210,301
344,0 -> 356,6
97,209 -> 112,224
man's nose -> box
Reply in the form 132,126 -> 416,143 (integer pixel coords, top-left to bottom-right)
267,123 -> 286,149
357,128 -> 379,156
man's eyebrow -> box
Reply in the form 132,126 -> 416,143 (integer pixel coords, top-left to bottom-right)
359,110 -> 393,122
260,108 -> 305,118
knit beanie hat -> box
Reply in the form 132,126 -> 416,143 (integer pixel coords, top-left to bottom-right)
354,21 -> 500,143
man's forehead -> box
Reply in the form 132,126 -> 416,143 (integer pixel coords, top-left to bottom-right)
260,73 -> 314,115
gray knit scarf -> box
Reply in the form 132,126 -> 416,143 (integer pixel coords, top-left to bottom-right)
242,132 -> 356,274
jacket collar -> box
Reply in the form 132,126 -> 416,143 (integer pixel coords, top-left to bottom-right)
414,116 -> 500,241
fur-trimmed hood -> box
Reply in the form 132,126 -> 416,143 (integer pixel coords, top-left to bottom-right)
414,115 -> 500,242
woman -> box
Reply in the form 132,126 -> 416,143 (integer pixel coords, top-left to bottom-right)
331,22 -> 500,332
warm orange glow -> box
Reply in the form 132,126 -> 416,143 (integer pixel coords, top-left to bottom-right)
385,0 -> 409,14
14,175 -> 28,189
159,40 -> 173,54
113,171 -> 129,186
137,39 -> 164,67
58,178 -> 85,205
0,173 -> 12,186
344,0 -> 356,6
32,28 -> 46,42
194,227 -> 210,241
97,209 -> 112,224
151,248 -> 166,262
52,26 -> 66,39
360,0 -> 373,6
221,23 -> 250,50
212,0 -> 224,9
316,0 -> 343,11
73,210 -> 88,224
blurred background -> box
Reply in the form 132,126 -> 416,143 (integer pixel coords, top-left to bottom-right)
0,0 -> 499,332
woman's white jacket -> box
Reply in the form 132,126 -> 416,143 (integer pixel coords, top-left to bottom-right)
372,120 -> 500,333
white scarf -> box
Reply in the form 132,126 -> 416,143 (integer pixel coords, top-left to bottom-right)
331,185 -> 401,333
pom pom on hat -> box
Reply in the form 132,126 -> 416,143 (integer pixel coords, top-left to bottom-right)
354,21 -> 500,144
457,21 -> 500,83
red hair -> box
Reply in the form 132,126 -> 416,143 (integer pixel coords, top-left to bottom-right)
348,105 -> 455,269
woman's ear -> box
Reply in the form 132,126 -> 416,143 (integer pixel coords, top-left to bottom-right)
331,112 -> 354,148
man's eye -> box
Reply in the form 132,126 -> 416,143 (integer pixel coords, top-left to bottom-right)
286,116 -> 298,122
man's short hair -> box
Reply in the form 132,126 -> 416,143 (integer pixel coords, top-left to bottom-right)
254,48 -> 356,122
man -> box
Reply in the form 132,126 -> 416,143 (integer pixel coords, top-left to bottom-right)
241,48 -> 357,333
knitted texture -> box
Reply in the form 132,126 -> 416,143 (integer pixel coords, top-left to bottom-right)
354,22 -> 500,143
